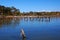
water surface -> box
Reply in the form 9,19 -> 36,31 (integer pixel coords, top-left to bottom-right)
0,17 -> 60,40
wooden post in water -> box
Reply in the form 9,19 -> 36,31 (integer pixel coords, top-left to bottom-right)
21,29 -> 26,39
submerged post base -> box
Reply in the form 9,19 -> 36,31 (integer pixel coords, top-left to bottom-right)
21,29 -> 26,39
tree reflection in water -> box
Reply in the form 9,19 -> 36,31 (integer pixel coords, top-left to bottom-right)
0,17 -> 51,28
23,17 -> 50,22
0,17 -> 20,27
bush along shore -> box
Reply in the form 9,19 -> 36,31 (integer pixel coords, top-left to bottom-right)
0,5 -> 60,18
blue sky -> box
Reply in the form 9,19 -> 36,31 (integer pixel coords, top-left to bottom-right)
0,0 -> 60,12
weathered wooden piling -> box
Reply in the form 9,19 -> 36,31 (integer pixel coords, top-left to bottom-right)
21,29 -> 26,38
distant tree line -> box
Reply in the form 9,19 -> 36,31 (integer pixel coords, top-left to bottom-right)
21,11 -> 60,16
0,5 -> 60,16
0,5 -> 20,16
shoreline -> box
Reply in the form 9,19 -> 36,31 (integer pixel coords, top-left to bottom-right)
0,15 -> 59,18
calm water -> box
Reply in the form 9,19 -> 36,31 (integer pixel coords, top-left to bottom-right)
0,17 -> 60,40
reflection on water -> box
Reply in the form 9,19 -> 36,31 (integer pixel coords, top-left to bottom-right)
0,17 -> 51,26
0,18 -> 20,26
23,17 -> 50,22
0,17 -> 50,26
0,17 -> 60,40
